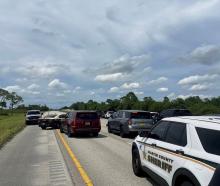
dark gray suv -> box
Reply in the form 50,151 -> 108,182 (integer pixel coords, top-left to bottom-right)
107,110 -> 153,138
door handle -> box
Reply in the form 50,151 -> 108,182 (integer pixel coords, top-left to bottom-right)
176,149 -> 184,155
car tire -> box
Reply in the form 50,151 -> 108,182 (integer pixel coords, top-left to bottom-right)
107,123 -> 112,133
41,126 -> 46,130
120,126 -> 126,138
132,148 -> 144,177
179,180 -> 194,186
67,126 -> 73,137
93,132 -> 99,137
60,125 -> 64,133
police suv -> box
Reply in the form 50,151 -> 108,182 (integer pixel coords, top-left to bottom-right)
132,116 -> 220,186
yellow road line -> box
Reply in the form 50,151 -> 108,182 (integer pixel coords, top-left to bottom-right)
56,130 -> 93,186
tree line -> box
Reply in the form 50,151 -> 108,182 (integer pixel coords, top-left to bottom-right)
66,92 -> 220,115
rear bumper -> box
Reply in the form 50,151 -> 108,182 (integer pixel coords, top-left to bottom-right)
26,119 -> 39,125
73,127 -> 101,133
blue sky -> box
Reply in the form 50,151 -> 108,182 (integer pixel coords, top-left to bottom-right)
1,0 -> 220,108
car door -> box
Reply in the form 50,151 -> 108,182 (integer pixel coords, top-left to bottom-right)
140,121 -> 170,180
116,111 -> 124,131
142,121 -> 189,184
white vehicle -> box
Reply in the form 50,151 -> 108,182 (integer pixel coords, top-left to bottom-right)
132,116 -> 220,186
25,110 -> 41,125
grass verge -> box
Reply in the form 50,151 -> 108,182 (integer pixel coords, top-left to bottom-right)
0,113 -> 25,148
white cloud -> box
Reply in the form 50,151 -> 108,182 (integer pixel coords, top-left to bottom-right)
179,44 -> 220,65
167,92 -> 176,99
95,73 -> 125,82
178,74 -> 218,85
4,85 -> 22,93
134,91 -> 144,95
121,82 -> 140,89
27,83 -> 40,90
177,94 -> 212,100
48,79 -> 67,89
108,87 -> 120,93
157,87 -> 168,92
148,77 -> 168,85
189,84 -> 210,91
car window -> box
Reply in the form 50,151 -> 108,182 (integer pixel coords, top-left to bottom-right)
59,114 -> 66,118
130,112 -> 151,119
173,110 -> 192,116
165,122 -> 187,146
118,111 -> 123,118
27,111 -> 40,115
149,121 -> 169,141
76,112 -> 98,119
196,127 -> 220,156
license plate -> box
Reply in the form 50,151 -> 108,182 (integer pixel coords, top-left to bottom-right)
85,122 -> 90,126
140,123 -> 146,126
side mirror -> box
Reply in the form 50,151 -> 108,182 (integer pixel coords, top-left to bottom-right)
138,131 -> 149,137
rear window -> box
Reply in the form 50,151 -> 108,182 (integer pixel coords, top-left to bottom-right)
130,112 -> 151,119
27,111 -> 40,115
196,127 -> 220,156
173,110 -> 192,116
76,112 -> 98,119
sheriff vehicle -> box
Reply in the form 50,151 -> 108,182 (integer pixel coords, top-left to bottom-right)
132,116 -> 220,186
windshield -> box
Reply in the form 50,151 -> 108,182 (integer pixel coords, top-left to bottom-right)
27,111 -> 40,115
130,112 -> 151,119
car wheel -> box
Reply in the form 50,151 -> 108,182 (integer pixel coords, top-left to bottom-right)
60,125 -> 64,133
93,132 -> 99,137
132,148 -> 144,177
41,126 -> 46,130
107,123 -> 112,133
120,126 -> 126,138
67,126 -> 73,137
179,180 -> 194,186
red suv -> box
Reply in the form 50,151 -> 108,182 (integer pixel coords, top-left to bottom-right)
60,111 -> 101,137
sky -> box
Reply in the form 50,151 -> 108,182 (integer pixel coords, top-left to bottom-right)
1,0 -> 220,108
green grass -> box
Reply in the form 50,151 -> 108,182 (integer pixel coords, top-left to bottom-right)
0,113 -> 25,148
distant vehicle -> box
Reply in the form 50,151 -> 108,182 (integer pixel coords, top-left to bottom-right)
132,116 -> 220,186
107,110 -> 153,138
158,109 -> 192,120
60,111 -> 101,137
150,112 -> 159,124
105,111 -> 114,119
25,110 -> 41,125
39,111 -> 66,130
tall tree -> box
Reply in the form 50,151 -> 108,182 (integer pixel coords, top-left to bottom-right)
6,92 -> 23,114
0,88 -> 9,109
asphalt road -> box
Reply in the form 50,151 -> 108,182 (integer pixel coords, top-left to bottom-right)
0,126 -> 73,186
59,119 -> 154,186
0,119 -> 155,186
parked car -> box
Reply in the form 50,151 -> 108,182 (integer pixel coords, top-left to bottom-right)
60,111 -> 101,137
105,111 -> 114,119
107,110 -> 154,138
132,116 -> 220,186
158,109 -> 192,121
25,110 -> 41,125
39,111 -> 66,129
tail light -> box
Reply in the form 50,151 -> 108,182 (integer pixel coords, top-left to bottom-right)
128,119 -> 132,125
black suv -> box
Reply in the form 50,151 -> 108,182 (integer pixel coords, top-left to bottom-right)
107,110 -> 153,138
158,109 -> 192,121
